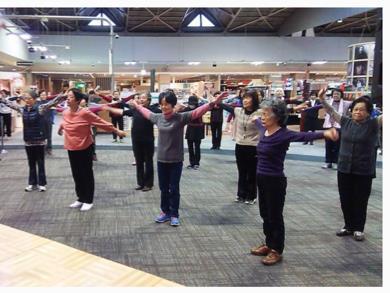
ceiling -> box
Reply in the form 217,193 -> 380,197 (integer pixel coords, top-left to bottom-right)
1,7 -> 381,36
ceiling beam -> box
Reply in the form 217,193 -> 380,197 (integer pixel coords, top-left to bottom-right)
327,14 -> 378,32
33,7 -> 74,30
145,8 -> 176,32
256,8 -> 274,30
278,8 -> 375,36
224,8 -> 241,32
230,8 -> 287,32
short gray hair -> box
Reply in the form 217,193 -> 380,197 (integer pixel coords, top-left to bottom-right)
260,98 -> 288,126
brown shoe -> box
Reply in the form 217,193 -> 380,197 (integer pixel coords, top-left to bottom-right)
250,244 -> 271,256
262,249 -> 282,265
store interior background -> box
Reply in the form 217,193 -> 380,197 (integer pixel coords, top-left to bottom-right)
0,7 -> 382,113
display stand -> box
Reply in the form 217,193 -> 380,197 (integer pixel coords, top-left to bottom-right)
345,42 -> 375,99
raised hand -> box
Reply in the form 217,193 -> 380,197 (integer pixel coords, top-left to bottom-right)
213,92 -> 229,104
127,99 -> 137,108
318,88 -> 327,101
323,127 -> 339,141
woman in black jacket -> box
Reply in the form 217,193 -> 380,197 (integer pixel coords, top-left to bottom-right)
2,90 -> 65,191
183,95 -> 205,169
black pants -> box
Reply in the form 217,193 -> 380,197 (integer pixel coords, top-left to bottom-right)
133,140 -> 154,188
68,144 -> 95,204
187,139 -> 201,166
1,113 -> 12,137
210,122 -> 223,148
235,144 -> 257,201
337,172 -> 373,232
257,175 -> 287,254
43,120 -> 53,150
111,116 -> 124,139
325,128 -> 340,164
25,145 -> 47,186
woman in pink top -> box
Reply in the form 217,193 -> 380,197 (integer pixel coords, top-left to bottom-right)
58,88 -> 127,211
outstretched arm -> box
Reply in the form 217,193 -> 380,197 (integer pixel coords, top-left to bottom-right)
39,94 -> 67,115
128,99 -> 152,120
318,88 -> 341,124
190,92 -> 229,120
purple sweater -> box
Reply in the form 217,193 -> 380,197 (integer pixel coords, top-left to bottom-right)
255,119 -> 324,177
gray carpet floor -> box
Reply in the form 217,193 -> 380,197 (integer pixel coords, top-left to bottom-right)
0,148 -> 382,286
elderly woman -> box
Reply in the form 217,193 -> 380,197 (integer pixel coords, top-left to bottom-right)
318,89 -> 382,241
128,89 -> 228,226
58,88 -> 126,211
221,89 -> 261,205
1,90 -> 66,191
250,98 -> 338,265
321,89 -> 351,169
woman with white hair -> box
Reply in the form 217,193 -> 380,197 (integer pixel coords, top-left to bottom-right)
250,98 -> 338,265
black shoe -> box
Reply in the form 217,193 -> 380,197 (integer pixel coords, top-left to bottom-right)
210,146 -> 216,150
142,186 -> 152,192
135,186 -> 144,190
336,228 -> 353,237
303,141 -> 308,145
309,141 -> 314,145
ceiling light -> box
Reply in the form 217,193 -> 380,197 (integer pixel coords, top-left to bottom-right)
140,69 -> 147,75
250,61 -> 264,66
20,33 -> 31,40
49,55 -> 57,59
312,61 -> 327,65
134,74 -> 138,78
65,46 -> 70,50
124,61 -> 136,65
188,62 -> 200,65
58,60 -> 70,65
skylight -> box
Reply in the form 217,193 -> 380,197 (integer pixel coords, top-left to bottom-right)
88,13 -> 116,27
188,14 -> 215,27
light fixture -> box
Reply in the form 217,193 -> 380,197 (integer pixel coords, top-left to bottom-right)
134,74 -> 138,78
65,46 -> 70,50
337,19 -> 343,23
140,69 -> 147,75
312,61 -> 327,65
250,61 -> 264,66
124,61 -> 136,65
49,55 -> 57,59
58,60 -> 70,65
188,62 -> 200,65
32,46 -> 47,52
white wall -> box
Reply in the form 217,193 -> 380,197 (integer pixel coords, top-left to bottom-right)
33,35 -> 375,65
0,19 -> 28,62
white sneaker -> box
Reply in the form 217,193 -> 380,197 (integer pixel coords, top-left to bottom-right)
353,231 -> 365,241
248,199 -> 257,205
25,185 -> 34,192
69,201 -> 83,208
80,203 -> 94,211
244,200 -> 250,204
38,185 -> 46,192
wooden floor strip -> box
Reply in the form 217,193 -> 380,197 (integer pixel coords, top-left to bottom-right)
0,224 -> 182,287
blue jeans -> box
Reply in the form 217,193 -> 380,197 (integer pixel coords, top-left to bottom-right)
157,161 -> 183,218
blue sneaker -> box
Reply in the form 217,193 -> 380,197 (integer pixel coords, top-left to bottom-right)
170,217 -> 180,226
155,212 -> 171,223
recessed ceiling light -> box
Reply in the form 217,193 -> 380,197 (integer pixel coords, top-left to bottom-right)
250,61 -> 264,66
124,61 -> 136,65
312,61 -> 327,65
188,62 -> 200,65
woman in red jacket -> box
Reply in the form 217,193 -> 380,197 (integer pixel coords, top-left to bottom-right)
58,88 -> 126,211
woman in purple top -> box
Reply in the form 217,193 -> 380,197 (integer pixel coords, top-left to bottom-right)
250,98 -> 338,265
128,89 -> 228,227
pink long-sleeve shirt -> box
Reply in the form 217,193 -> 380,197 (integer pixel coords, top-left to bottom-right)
60,107 -> 116,150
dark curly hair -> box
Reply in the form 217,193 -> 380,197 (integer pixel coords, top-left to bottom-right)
69,88 -> 87,102
350,95 -> 373,115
